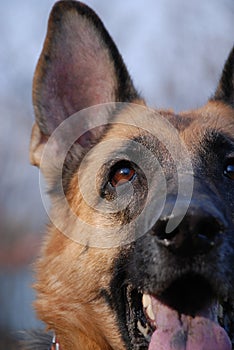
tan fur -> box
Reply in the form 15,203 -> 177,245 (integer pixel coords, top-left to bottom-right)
34,228 -> 125,349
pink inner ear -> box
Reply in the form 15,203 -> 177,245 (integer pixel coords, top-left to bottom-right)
35,8 -> 117,133
76,125 -> 106,148
46,36 -> 117,114
76,130 -> 93,148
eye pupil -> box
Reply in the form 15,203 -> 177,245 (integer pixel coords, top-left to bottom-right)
120,168 -> 132,176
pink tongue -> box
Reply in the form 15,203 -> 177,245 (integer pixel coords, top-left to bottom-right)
148,299 -> 231,350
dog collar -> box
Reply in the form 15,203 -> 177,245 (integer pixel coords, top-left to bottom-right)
51,334 -> 61,350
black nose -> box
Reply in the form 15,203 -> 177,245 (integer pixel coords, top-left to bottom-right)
152,207 -> 225,256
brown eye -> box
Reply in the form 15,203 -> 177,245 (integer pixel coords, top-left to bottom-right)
224,158 -> 234,180
110,163 -> 136,187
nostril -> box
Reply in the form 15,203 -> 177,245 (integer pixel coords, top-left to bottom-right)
153,219 -> 181,241
151,210 -> 224,255
192,217 -> 221,242
189,214 -> 224,245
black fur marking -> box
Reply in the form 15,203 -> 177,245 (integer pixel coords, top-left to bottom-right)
109,250 -> 132,350
196,129 -> 234,221
100,288 -> 113,309
109,247 -> 148,350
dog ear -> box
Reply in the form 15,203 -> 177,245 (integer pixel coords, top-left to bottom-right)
213,46 -> 234,107
31,1 -> 140,166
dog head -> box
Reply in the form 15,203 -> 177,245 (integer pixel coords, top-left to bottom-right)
30,1 -> 234,349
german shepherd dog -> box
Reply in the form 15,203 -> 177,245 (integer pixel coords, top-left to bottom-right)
29,1 -> 234,349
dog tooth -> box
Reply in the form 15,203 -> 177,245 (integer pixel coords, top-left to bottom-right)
137,320 -> 151,340
146,304 -> 155,321
218,304 -> 223,319
142,294 -> 155,320
142,294 -> 151,308
137,320 -> 147,336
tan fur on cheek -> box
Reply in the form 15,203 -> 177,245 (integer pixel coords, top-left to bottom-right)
34,228 -> 125,350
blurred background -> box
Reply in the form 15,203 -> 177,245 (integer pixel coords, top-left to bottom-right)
0,0 -> 233,347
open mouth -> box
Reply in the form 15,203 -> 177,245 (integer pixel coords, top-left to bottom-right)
125,274 -> 234,350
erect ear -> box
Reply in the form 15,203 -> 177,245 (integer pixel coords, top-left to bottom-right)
31,0 -> 141,167
212,46 -> 234,107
